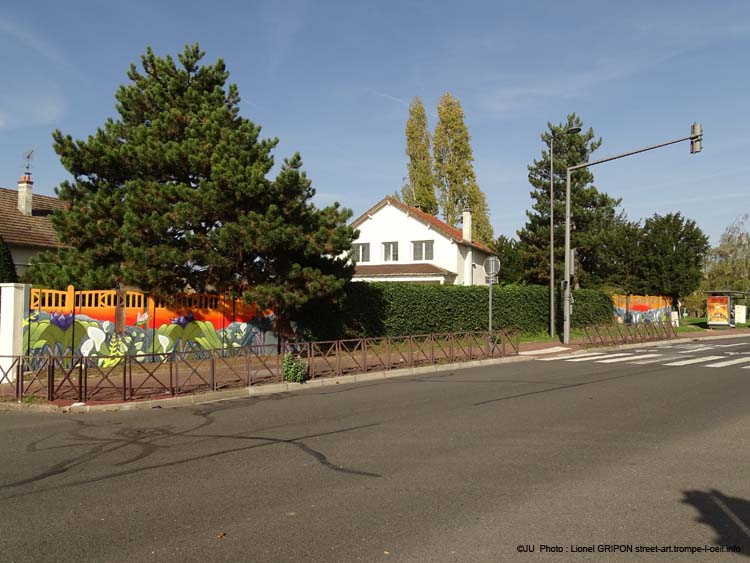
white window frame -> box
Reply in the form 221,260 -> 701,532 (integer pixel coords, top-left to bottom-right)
412,240 -> 434,261
383,241 -> 399,262
352,243 -> 370,263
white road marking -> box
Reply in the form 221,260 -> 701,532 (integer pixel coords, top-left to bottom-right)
520,346 -> 570,356
631,355 -> 685,364
704,357 -> 750,368
539,352 -> 605,361
664,355 -> 725,366
678,347 -> 714,354
566,353 -> 634,362
596,353 -> 663,363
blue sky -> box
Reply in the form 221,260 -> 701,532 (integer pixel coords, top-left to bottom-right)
0,1 -> 747,245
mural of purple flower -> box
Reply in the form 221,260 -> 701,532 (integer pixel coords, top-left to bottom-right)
50,311 -> 75,331
171,311 -> 194,329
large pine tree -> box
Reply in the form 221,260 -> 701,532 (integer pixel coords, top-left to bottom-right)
433,92 -> 493,246
518,114 -> 622,286
27,44 -> 356,331
400,97 -> 437,214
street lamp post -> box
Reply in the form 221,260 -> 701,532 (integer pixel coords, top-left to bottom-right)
550,126 -> 581,338
562,123 -> 704,344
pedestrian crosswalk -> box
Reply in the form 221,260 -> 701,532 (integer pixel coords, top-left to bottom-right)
540,342 -> 750,370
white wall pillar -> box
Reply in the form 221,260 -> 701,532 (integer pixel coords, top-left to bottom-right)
0,283 -> 30,382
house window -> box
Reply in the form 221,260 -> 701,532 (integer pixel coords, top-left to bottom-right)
352,243 -> 370,263
383,241 -> 398,261
412,240 -> 434,261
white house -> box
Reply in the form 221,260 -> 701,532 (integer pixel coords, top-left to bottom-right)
349,196 -> 494,285
0,173 -> 65,277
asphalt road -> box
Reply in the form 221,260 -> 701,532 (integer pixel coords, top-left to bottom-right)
1,336 -> 749,562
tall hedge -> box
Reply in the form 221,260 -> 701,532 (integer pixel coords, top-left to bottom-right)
297,282 -> 613,339
0,236 -> 17,283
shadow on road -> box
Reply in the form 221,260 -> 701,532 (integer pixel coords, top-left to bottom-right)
682,489 -> 750,556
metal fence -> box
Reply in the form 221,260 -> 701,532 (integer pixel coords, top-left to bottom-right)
0,330 -> 519,403
583,321 -> 677,346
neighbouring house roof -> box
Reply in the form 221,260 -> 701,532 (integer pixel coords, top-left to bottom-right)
350,196 -> 493,254
354,263 -> 453,277
0,187 -> 66,249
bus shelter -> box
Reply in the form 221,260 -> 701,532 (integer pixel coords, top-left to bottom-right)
704,291 -> 749,328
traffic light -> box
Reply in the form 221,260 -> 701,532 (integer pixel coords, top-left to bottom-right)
690,122 -> 703,154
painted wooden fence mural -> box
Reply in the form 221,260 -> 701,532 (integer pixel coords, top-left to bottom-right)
612,295 -> 671,324
25,285 -> 277,360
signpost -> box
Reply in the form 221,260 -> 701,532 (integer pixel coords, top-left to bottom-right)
483,256 -> 501,337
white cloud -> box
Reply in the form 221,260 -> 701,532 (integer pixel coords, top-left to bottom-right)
0,91 -> 65,128
368,88 -> 408,107
0,18 -> 74,71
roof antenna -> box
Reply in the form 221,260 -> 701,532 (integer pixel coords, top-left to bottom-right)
23,149 -> 34,178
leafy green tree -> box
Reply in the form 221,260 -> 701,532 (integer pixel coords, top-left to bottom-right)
0,236 -> 18,283
400,97 -> 437,214
704,214 -> 750,292
639,212 -> 709,307
518,114 -> 622,287
433,92 -> 493,246
27,44 -> 355,331
490,235 -> 524,284
597,219 -> 646,295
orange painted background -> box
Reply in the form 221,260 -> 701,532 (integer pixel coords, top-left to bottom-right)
30,285 -> 265,330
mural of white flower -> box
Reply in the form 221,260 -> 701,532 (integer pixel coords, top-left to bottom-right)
136,311 -> 149,326
81,338 -> 94,357
158,334 -> 170,353
87,326 -> 107,352
102,321 -> 111,332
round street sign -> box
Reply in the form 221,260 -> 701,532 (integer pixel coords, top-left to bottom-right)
483,256 -> 500,277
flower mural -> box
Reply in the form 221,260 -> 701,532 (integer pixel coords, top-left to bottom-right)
171,312 -> 194,329
49,312 -> 75,331
24,309 -> 279,362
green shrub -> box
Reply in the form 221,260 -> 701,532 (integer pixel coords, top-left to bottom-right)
282,352 -> 307,383
0,236 -> 17,283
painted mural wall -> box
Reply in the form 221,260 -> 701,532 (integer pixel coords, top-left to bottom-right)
612,295 -> 671,324
24,285 -> 279,360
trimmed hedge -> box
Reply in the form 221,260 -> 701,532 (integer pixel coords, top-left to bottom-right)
298,282 -> 613,339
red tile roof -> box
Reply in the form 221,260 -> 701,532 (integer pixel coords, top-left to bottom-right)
354,263 -> 453,277
0,187 -> 66,249
351,196 -> 493,254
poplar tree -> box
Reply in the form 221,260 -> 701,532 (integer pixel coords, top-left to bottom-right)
401,97 -> 437,214
433,92 -> 493,246
27,44 -> 355,331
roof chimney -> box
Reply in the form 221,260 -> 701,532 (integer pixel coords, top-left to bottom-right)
17,173 -> 33,216
462,206 -> 472,242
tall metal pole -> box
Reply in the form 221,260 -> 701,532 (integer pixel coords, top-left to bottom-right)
549,137 -> 555,337
563,168 -> 572,344
562,125 -> 703,344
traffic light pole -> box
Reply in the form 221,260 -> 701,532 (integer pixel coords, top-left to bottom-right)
562,124 -> 703,344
